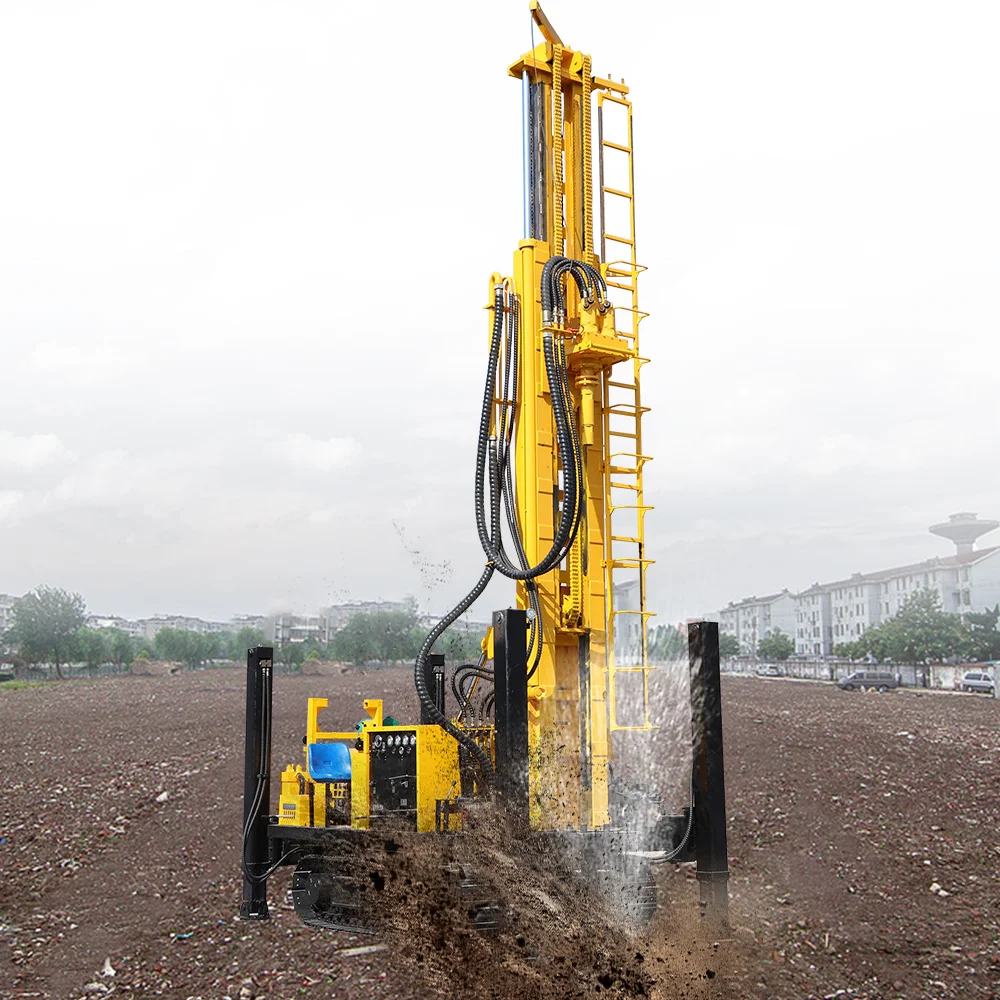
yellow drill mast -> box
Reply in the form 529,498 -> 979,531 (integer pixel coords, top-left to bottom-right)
239,4 -> 716,935
494,2 -> 654,831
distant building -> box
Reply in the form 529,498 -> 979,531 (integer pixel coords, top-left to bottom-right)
230,614 -> 267,634
718,590 -> 796,656
613,579 -> 645,665
793,585 -> 834,657
319,601 -> 409,639
86,615 -> 145,638
135,615 -> 231,640
794,546 -> 1000,656
269,613 -> 324,645
0,593 -> 19,636
716,513 -> 1000,659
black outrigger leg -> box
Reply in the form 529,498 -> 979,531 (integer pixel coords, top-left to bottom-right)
240,645 -> 274,920
688,621 -> 730,929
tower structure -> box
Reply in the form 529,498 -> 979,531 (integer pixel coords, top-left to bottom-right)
929,512 -> 999,556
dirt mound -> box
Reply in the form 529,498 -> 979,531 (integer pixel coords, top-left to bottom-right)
327,810 -> 739,1000
300,658 -> 353,676
128,658 -> 182,676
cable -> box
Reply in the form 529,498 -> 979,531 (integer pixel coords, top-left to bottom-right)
648,764 -> 696,864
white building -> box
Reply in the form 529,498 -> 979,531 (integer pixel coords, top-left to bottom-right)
136,615 -> 232,639
269,613 -> 324,645
788,514 -> 1000,657
794,584 -> 835,657
320,601 -> 409,641
719,590 -> 796,656
86,615 -> 145,638
612,579 -> 645,664
230,614 -> 267,634
0,593 -> 19,637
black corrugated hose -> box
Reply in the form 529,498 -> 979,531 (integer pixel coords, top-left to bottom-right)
414,261 -> 599,779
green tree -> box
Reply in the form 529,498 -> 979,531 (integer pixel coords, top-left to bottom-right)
107,629 -> 137,669
719,632 -> 741,659
858,588 -> 969,664
228,627 -> 267,662
434,624 -> 484,664
6,586 -> 87,679
757,629 -> 795,661
77,628 -> 109,675
275,641 -> 306,672
153,628 -> 213,668
834,640 -> 866,659
649,624 -> 687,662
965,605 -> 1000,663
331,608 -> 422,666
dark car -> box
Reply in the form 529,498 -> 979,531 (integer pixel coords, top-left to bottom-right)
838,670 -> 899,692
961,670 -> 995,695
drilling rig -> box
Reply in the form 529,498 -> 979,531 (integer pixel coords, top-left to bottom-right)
240,1 -> 729,934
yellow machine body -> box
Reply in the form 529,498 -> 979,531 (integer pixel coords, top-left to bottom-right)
277,2 -> 653,839
277,697 -> 480,833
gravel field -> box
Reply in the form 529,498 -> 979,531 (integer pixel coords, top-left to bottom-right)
2,668 -> 1000,999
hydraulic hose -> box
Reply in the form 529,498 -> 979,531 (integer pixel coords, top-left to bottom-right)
494,293 -> 543,674
412,288 -> 508,781
415,258 -> 595,770
475,328 -> 581,579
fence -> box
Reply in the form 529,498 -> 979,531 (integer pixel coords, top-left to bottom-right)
721,658 -> 994,691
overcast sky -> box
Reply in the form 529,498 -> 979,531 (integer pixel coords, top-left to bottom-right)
1,1 -> 998,625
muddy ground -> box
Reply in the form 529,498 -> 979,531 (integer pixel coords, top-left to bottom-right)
2,667 -> 1000,1000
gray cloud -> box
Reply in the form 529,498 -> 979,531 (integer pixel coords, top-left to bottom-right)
1,1 -> 998,626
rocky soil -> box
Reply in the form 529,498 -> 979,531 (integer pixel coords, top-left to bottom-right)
2,668 -> 999,999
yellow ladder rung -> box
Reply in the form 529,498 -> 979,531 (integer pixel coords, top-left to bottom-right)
605,260 -> 649,274
610,482 -> 640,491
609,557 -> 656,568
610,534 -> 641,543
606,404 -> 651,415
605,233 -> 635,246
600,93 -> 632,108
608,430 -> 637,439
603,185 -> 632,199
602,139 -> 631,153
607,380 -> 637,390
605,280 -> 636,291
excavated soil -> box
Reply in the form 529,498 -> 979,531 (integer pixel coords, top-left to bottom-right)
2,667 -> 1000,999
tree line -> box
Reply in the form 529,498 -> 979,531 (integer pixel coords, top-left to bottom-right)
0,586 -> 483,679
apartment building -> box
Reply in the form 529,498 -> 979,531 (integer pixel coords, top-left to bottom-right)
319,600 -> 409,641
792,546 -> 1000,657
0,593 -> 17,636
719,590 -> 796,656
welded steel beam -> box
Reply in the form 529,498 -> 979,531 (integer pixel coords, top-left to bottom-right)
240,645 -> 274,920
689,621 -> 729,928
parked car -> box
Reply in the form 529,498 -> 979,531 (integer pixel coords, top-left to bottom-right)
756,663 -> 781,677
960,670 -> 995,695
838,670 -> 899,692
